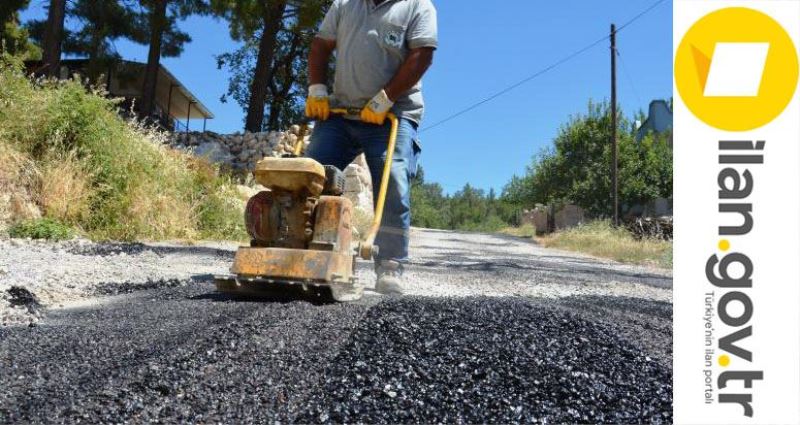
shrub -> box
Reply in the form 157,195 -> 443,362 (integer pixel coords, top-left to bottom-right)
8,218 -> 74,240
0,60 -> 246,241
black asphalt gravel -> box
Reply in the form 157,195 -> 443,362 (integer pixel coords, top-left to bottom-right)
0,281 -> 671,424
298,297 -> 671,424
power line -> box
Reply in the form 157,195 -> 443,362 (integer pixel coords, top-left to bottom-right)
420,35 -> 609,133
421,0 -> 669,133
615,0 -> 670,33
616,47 -> 643,108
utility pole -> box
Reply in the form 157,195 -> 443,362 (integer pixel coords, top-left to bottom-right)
610,24 -> 619,227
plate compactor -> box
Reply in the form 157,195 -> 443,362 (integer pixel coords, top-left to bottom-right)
214,110 -> 398,302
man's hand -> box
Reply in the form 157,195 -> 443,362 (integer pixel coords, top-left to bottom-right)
307,37 -> 336,121
305,84 -> 330,121
361,89 -> 394,125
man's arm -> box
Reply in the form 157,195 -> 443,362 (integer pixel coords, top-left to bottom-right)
308,37 -> 336,86
384,47 -> 435,101
305,37 -> 336,120
361,46 -> 434,125
362,0 -> 436,125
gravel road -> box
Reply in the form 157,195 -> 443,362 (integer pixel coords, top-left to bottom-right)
0,228 -> 672,423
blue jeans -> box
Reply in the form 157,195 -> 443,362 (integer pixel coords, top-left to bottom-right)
306,116 -> 421,263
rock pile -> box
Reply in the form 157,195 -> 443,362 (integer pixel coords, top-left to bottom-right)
342,155 -> 374,215
169,125 -> 310,171
626,216 -> 673,241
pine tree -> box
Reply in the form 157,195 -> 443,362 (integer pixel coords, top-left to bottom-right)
212,0 -> 331,132
28,0 -> 137,82
130,0 -> 206,121
0,0 -> 40,59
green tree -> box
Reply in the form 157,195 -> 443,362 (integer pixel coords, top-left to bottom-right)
0,0 -> 40,59
620,131 -> 672,207
410,166 -> 450,229
0,1 -> 28,25
28,0 -> 137,82
212,0 -> 331,132
411,167 -> 514,232
502,100 -> 673,217
412,101 -> 672,232
131,0 -> 205,120
66,0 -> 136,82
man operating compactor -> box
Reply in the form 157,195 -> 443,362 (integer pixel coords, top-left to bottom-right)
305,0 -> 438,295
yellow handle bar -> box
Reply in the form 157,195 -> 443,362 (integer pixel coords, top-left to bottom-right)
298,108 -> 398,261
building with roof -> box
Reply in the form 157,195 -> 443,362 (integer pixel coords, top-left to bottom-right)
635,99 -> 672,144
25,59 -> 213,132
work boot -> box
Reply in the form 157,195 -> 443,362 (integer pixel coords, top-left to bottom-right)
375,260 -> 405,295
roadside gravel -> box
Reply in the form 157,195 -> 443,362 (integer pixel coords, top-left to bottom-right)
0,228 -> 670,326
0,239 -> 236,326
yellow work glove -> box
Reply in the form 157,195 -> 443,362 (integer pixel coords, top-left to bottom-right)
305,84 -> 330,121
361,89 -> 394,125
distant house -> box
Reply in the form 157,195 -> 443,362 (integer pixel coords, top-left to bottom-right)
636,99 -> 672,144
25,59 -> 213,132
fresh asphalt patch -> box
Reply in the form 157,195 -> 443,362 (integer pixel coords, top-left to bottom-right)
298,297 -> 671,424
0,282 -> 671,424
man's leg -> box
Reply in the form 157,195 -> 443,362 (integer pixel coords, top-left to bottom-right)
358,118 -> 420,264
305,116 -> 360,171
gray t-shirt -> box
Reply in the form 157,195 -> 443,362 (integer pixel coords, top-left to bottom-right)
317,0 -> 438,124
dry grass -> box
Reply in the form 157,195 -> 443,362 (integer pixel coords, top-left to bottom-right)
37,154 -> 92,223
0,59 -> 246,241
497,223 -> 537,239
541,220 -> 672,269
0,143 -> 40,232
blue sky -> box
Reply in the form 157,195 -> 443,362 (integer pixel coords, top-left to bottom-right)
21,0 -> 673,195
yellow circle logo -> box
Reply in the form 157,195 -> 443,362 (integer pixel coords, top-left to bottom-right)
675,7 -> 799,131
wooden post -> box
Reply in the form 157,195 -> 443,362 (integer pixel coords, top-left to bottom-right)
167,84 -> 174,131
186,101 -> 192,135
610,24 -> 619,227
167,84 -> 174,116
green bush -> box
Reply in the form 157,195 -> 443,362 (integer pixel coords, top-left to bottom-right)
0,60 -> 246,241
8,218 -> 74,240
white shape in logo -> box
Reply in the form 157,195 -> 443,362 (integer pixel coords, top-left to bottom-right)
704,42 -> 770,97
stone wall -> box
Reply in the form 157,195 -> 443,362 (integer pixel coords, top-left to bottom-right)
170,126 -> 309,171
522,199 -> 672,236
521,206 -> 551,235
521,204 -> 586,235
168,128 -> 374,220
554,204 -> 586,230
